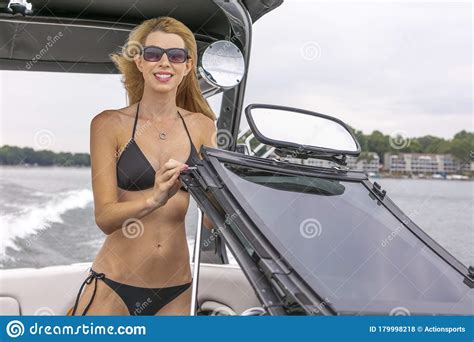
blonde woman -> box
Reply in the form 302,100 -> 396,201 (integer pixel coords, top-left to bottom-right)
68,16 -> 217,316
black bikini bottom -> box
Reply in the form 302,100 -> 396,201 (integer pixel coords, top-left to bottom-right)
71,268 -> 192,315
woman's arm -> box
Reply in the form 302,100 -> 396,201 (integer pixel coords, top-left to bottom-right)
90,111 -> 159,235
90,111 -> 184,235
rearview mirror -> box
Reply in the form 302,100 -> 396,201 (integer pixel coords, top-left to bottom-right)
245,104 -> 360,161
198,40 -> 245,89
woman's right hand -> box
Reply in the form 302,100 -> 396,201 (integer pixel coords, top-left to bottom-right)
148,158 -> 188,209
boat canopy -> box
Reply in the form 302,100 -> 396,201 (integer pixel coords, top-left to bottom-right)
0,0 -> 283,74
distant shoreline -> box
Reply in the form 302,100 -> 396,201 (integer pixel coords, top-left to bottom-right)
372,173 -> 472,181
1,164 -> 471,181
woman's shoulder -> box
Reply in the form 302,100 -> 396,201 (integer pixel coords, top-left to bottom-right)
90,104 -> 137,130
178,107 -> 214,125
179,109 -> 217,147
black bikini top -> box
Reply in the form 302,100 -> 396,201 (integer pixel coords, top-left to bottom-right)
116,102 -> 200,192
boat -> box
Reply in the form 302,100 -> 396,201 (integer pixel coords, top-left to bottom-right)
1,0 -> 472,316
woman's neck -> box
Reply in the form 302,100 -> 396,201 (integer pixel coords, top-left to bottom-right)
138,86 -> 179,120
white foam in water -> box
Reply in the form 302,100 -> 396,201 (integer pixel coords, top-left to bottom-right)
0,189 -> 93,260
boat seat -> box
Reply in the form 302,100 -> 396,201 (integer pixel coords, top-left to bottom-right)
0,262 -> 260,315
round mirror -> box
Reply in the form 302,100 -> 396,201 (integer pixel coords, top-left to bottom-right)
198,40 -> 245,89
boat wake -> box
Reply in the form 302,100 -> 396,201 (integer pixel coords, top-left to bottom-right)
0,188 -> 93,262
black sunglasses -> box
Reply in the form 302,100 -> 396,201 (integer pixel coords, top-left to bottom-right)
141,46 -> 189,63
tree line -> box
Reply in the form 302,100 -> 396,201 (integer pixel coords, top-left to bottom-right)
0,129 -> 472,166
0,145 -> 90,166
352,129 -> 473,164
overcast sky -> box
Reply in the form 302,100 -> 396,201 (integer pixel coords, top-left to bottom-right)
0,0 -> 472,153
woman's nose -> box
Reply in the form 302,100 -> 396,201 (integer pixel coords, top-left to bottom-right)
158,52 -> 171,66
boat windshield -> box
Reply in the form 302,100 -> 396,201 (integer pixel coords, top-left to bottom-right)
219,162 -> 473,314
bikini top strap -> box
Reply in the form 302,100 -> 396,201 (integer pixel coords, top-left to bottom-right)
132,102 -> 140,139
177,111 -> 198,154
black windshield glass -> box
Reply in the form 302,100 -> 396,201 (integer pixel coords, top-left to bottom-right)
220,162 -> 473,314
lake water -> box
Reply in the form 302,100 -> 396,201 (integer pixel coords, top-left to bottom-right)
0,166 -> 472,269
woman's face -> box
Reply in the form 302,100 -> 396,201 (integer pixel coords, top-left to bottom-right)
134,31 -> 192,94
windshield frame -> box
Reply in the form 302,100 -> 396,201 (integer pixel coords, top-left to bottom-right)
184,146 -> 473,315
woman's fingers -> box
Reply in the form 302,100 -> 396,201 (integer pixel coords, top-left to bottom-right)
159,164 -> 186,183
159,159 -> 186,175
169,169 -> 181,186
150,159 -> 188,208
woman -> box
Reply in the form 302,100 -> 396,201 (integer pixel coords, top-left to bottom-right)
68,16 -> 217,316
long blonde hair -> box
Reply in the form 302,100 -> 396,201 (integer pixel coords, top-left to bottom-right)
110,16 -> 216,121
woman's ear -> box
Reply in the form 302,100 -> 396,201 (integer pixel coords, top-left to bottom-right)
133,54 -> 143,72
184,57 -> 192,76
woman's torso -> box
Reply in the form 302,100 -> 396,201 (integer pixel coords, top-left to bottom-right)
91,103 -> 200,287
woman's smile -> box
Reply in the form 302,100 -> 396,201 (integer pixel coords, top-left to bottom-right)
154,71 -> 174,82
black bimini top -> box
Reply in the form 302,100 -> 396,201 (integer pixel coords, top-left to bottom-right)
0,0 -> 284,74
116,102 -> 200,192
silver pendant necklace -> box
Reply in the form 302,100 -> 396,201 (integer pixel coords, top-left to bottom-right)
155,111 -> 180,140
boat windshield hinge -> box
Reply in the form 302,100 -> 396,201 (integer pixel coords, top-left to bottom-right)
181,165 -> 223,191
331,164 -> 350,172
372,181 -> 386,199
464,266 -> 474,288
258,258 -> 291,277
